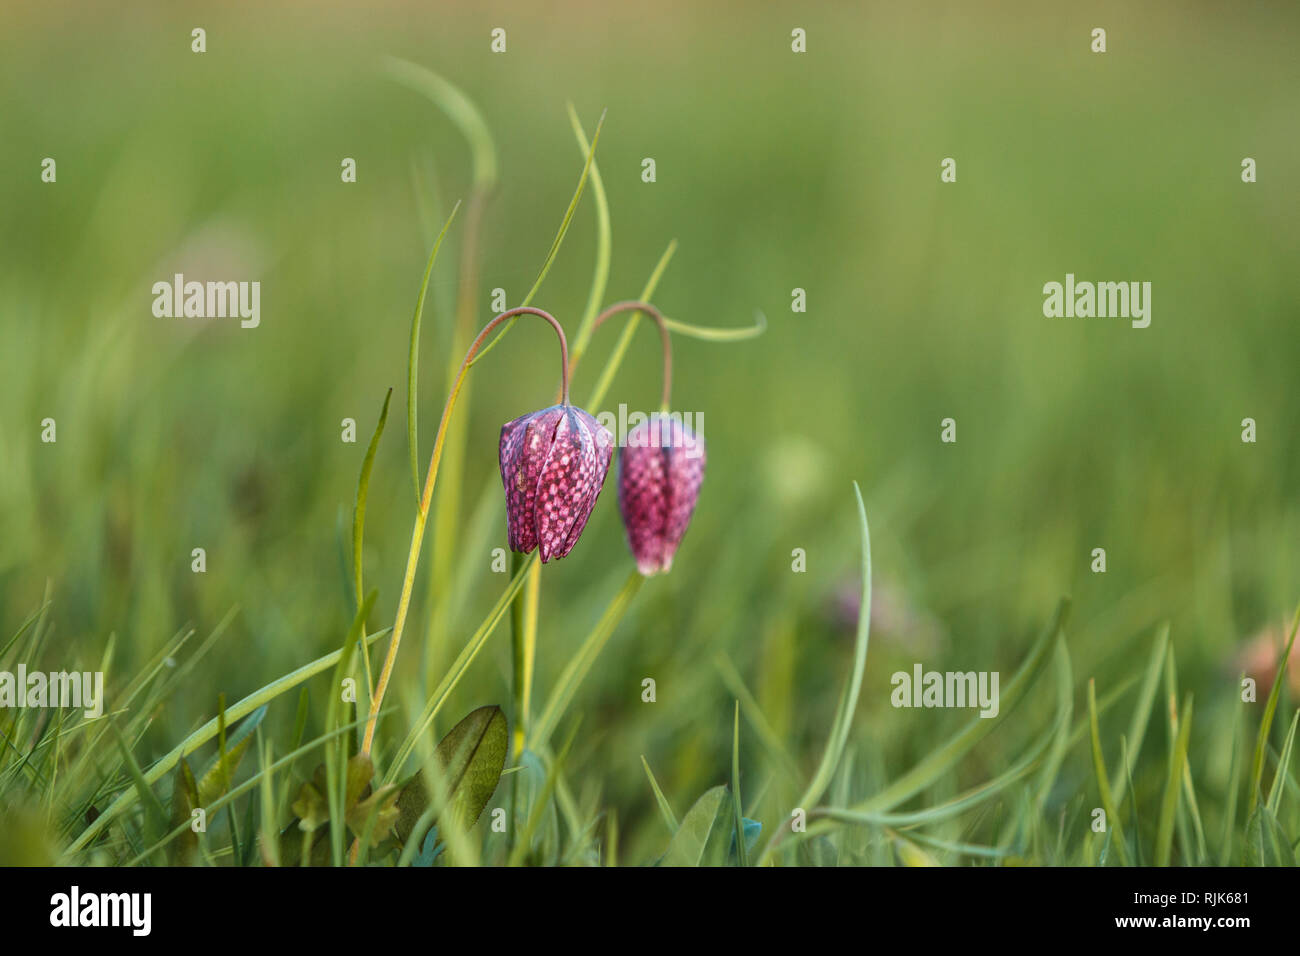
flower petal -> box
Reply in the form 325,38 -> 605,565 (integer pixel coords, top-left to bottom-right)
499,406 -> 563,554
535,406 -> 612,562
618,423 -> 670,573
618,416 -> 705,574
660,421 -> 705,571
554,409 -> 615,559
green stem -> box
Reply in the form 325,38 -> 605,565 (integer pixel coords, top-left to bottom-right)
586,242 -> 677,409
590,301 -> 673,410
423,189 -> 487,685
360,308 -> 570,759
384,553 -> 537,783
510,552 -> 539,759
529,572 -> 643,751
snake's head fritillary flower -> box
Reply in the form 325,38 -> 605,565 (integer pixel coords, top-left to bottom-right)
499,404 -> 614,562
617,414 -> 705,575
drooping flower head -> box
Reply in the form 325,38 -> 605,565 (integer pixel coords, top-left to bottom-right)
590,300 -> 707,576
499,403 -> 613,562
618,413 -> 705,575
360,302 -> 609,764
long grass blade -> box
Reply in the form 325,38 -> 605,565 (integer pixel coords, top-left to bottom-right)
1088,679 -> 1131,866
407,203 -> 461,500
566,103 -> 612,363
68,625 -> 392,854
470,110 -> 606,368
1266,709 -> 1300,813
384,554 -> 537,783
1248,604 -> 1300,815
508,724 -> 578,866
529,571 -> 643,751
381,57 -> 498,189
353,390 -> 391,610
854,597 -> 1069,817
1218,684 -> 1246,865
125,712 -> 380,866
1110,623 -> 1169,805
1155,693 -> 1194,865
1033,635 -> 1074,809
584,243 -> 677,409
640,755 -> 678,832
796,483 -> 871,811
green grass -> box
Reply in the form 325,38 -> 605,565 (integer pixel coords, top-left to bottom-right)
2,2 -> 1299,866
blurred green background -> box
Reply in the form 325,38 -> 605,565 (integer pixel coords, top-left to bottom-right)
2,0 -> 1299,863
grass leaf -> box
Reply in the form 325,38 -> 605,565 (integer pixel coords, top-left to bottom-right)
508,725 -> 578,866
566,103 -> 612,363
1248,604 -> 1300,815
660,785 -> 730,867
1243,804 -> 1296,866
354,389 -> 391,608
640,755 -> 678,832
406,204 -> 461,501
583,241 -> 679,408
1111,623 -> 1169,805
1266,709 -> 1300,813
796,482 -> 871,811
1033,635 -> 1074,809
385,554 -> 537,782
110,723 -> 168,854
197,704 -> 266,806
327,591 -> 376,865
1218,685 -> 1247,865
470,109 -> 606,369
68,623 -> 391,854
853,597 -> 1069,818
381,57 -> 498,189
1088,679 -> 1132,866
394,705 -> 509,844
529,570 -> 643,751
1155,693 -> 1193,865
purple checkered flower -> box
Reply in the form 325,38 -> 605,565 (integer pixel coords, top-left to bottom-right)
499,404 -> 614,562
617,414 -> 705,575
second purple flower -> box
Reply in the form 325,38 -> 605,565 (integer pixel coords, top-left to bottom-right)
618,414 -> 706,575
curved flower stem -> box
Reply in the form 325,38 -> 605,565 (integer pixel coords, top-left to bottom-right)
589,300 -> 673,411
512,292 -> 673,765
360,306 -> 570,759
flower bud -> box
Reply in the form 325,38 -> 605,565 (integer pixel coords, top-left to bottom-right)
499,404 -> 614,562
617,414 -> 705,575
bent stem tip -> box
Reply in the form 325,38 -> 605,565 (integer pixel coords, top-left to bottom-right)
590,300 -> 673,410
360,306 -> 571,761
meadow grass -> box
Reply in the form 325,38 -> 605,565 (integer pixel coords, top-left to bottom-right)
2,4 -> 1299,867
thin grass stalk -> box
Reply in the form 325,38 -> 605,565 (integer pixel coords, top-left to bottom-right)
67,627 -> 391,854
360,308 -> 571,760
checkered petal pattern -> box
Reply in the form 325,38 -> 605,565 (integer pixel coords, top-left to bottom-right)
499,404 -> 614,562
617,414 -> 706,575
